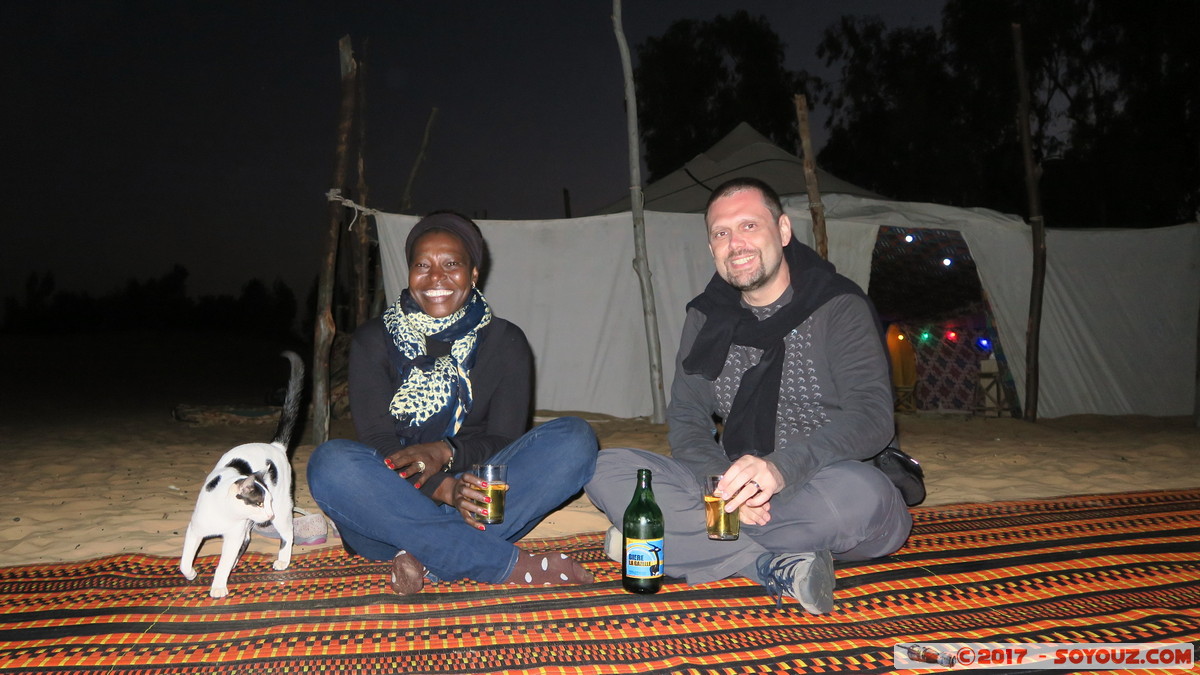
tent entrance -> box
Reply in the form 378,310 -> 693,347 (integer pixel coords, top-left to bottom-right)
869,226 -> 1015,415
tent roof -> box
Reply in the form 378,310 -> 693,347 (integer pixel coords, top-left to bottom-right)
594,122 -> 884,214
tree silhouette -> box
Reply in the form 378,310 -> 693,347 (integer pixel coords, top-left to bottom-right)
816,0 -> 1199,227
815,17 -> 996,207
635,11 -> 807,181
2,265 -> 303,340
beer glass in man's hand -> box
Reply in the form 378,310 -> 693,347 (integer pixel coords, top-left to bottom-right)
704,475 -> 741,540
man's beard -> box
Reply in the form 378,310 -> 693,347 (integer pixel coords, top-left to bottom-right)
723,250 -> 777,292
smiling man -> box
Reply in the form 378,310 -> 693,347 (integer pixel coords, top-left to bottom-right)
587,177 -> 914,614
705,184 -> 793,302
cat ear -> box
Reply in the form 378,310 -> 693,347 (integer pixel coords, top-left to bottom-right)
235,476 -> 267,508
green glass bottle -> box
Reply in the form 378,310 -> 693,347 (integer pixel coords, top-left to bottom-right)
622,468 -> 664,594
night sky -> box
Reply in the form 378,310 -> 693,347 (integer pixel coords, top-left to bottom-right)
3,1 -> 942,305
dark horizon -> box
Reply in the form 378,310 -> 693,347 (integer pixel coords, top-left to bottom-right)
2,1 -> 943,306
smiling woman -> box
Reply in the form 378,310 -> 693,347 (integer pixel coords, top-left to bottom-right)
305,211 -> 599,596
407,231 -> 477,318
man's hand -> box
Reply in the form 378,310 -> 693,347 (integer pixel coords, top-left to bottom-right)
738,501 -> 772,526
717,455 -> 784,514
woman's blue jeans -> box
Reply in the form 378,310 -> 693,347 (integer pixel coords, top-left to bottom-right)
307,416 -> 597,584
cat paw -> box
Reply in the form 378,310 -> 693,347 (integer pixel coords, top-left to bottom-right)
209,585 -> 229,599
181,567 -> 197,580
272,559 -> 290,571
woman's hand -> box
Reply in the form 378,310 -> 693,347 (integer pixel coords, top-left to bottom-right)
383,441 -> 452,489
436,470 -> 490,529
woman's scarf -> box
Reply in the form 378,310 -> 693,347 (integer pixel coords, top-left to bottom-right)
381,287 -> 492,445
682,241 -> 873,459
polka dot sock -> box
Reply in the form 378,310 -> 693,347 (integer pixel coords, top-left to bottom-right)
504,551 -> 594,586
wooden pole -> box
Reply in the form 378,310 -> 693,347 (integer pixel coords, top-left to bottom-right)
372,106 -> 439,317
401,107 -> 439,211
794,95 -> 829,260
1013,23 -> 1046,422
612,0 -> 666,424
352,40 -> 371,328
312,35 -> 357,445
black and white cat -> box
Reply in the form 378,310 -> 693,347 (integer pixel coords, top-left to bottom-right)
180,350 -> 304,598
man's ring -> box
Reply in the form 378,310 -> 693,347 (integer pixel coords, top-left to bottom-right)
415,461 -> 426,472
749,480 -> 761,491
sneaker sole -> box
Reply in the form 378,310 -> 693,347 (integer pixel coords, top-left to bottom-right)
798,550 -> 835,615
603,526 -> 622,563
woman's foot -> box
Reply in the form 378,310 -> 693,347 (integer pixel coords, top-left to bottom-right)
505,552 -> 594,586
389,550 -> 426,595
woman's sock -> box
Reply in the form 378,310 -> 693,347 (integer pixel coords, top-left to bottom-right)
504,552 -> 594,586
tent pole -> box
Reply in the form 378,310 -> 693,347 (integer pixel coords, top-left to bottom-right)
381,107 -> 439,316
312,35 -> 358,445
352,39 -> 371,329
794,95 -> 828,260
1013,23 -> 1046,422
612,0 -> 666,424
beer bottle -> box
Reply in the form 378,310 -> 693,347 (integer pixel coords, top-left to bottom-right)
622,468 -> 664,594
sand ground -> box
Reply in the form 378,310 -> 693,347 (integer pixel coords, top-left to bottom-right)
1,332 -> 1196,567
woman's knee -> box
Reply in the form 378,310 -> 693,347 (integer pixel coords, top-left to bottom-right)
307,439 -> 370,497
308,438 -> 351,473
539,416 -> 599,467
542,416 -> 597,450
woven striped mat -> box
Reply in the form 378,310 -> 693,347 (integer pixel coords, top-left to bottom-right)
2,489 -> 1198,674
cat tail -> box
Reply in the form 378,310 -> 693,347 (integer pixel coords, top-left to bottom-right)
272,350 -> 305,450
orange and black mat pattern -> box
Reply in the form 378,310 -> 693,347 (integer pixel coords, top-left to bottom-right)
2,489 -> 1198,674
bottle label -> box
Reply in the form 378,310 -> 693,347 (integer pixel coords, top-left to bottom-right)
624,537 -> 664,579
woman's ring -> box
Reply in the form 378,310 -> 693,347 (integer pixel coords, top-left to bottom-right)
415,461 -> 426,472
750,480 -> 761,491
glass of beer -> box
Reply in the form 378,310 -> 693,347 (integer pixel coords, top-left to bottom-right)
704,474 -> 740,540
472,463 -> 508,524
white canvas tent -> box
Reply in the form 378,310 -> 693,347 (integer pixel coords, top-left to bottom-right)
375,200 -> 1199,420
784,195 -> 1200,419
593,122 -> 883,214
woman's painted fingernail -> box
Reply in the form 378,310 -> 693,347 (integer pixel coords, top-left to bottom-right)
480,481 -> 488,489
385,459 -> 396,469
485,496 -> 492,503
399,472 -> 408,478
480,508 -> 488,516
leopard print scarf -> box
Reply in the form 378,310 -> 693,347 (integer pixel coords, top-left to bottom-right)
382,288 -> 492,441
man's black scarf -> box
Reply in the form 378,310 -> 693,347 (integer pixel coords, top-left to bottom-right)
681,240 -> 875,460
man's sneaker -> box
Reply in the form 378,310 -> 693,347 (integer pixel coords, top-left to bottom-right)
603,526 -> 622,562
755,550 -> 835,614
